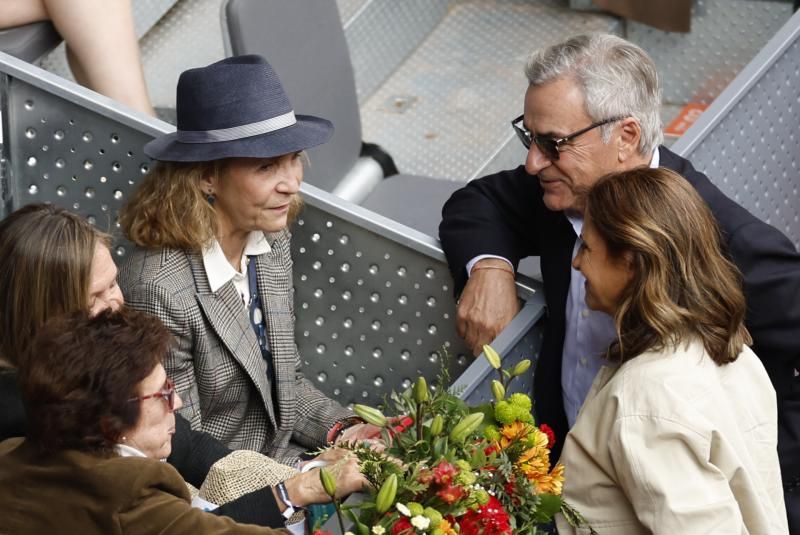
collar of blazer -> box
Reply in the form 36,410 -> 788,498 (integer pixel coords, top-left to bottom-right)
187,247 -> 281,429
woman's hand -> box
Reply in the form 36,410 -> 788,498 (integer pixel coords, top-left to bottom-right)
335,423 -> 383,445
282,448 -> 367,506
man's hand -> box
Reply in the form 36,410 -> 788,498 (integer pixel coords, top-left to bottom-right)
456,258 -> 520,355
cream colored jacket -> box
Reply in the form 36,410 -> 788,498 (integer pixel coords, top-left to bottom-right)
555,340 -> 787,534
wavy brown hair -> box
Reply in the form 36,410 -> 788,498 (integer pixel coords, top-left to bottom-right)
0,204 -> 111,367
119,160 -> 222,251
586,167 -> 751,365
19,308 -> 171,455
120,158 -> 305,251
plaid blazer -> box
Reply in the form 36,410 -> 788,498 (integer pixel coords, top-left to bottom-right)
119,229 -> 352,463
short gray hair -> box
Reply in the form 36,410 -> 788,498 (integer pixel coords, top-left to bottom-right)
524,33 -> 663,156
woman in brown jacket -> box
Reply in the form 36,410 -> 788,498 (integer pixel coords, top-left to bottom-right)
0,308 -> 296,534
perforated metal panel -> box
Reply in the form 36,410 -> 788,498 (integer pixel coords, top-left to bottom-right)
3,79 -> 155,245
453,298 -> 546,405
292,199 -> 475,407
628,0 -> 793,106
674,10 -> 800,249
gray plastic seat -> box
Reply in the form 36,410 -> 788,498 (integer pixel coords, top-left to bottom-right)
0,21 -> 61,63
223,0 -> 459,238
359,174 -> 462,237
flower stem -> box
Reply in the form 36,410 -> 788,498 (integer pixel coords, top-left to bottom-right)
497,368 -> 506,389
416,402 -> 425,442
333,498 -> 346,534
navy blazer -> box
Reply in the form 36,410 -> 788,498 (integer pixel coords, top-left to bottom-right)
439,146 -> 800,486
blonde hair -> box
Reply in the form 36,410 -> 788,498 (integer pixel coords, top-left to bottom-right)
586,167 -> 751,365
0,204 -> 111,367
119,161 -> 222,251
120,159 -> 305,251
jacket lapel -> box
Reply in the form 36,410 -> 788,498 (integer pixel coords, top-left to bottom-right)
187,251 -> 277,427
255,232 -> 297,431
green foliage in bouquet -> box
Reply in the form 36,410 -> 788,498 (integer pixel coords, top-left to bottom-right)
317,346 -> 595,535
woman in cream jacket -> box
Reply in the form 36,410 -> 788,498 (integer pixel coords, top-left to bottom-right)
556,167 -> 787,534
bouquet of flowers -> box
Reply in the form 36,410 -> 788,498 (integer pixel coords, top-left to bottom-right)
315,345 -> 594,535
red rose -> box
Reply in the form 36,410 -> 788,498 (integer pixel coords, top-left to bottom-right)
436,483 -> 466,504
391,517 -> 414,535
313,531 -> 332,535
484,444 -> 500,456
539,423 -> 556,449
459,496 -> 512,535
433,461 -> 458,485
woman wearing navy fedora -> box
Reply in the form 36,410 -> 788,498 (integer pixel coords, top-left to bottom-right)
118,55 -> 378,464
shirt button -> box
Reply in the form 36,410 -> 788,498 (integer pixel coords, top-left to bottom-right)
579,357 -> 588,367
581,309 -> 590,318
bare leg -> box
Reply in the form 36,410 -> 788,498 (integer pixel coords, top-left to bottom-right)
44,0 -> 155,116
0,0 -> 49,27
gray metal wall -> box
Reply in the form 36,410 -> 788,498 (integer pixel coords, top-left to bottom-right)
673,8 -> 800,249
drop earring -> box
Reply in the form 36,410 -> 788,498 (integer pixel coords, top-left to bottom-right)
206,191 -> 216,205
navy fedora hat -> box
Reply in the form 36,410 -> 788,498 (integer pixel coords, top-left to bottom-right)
144,55 -> 333,162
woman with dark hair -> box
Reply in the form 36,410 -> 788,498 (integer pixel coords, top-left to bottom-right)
0,203 -> 365,528
0,308 -> 294,533
555,167 -> 787,533
118,55 -> 377,462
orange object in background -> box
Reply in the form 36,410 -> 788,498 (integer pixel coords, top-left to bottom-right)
664,103 -> 708,137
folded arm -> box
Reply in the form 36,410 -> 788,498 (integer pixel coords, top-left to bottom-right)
439,167 -> 542,354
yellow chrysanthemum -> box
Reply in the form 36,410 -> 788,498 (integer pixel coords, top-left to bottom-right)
499,421 -> 535,449
533,463 -> 565,495
518,452 -> 550,479
435,519 -> 458,535
530,428 -> 549,449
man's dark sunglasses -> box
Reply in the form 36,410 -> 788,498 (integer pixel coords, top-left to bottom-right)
511,115 -> 626,161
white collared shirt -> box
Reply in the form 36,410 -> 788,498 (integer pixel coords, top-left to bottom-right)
115,443 -> 148,458
202,231 -> 271,305
561,148 -> 660,426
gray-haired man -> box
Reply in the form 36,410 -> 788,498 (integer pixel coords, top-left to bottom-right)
439,33 -> 800,529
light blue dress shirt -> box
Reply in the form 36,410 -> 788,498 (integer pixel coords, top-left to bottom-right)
465,149 -> 660,427
560,148 -> 660,426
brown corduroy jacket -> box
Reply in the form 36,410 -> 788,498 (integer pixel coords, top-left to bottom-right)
0,438 -> 288,535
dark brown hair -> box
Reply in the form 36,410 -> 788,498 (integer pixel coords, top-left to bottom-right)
586,167 -> 751,365
19,308 -> 172,455
0,204 -> 111,367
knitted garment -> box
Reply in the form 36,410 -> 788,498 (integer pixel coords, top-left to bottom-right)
200,449 -> 304,524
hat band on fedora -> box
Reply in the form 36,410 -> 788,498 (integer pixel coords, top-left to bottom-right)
176,111 -> 297,144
